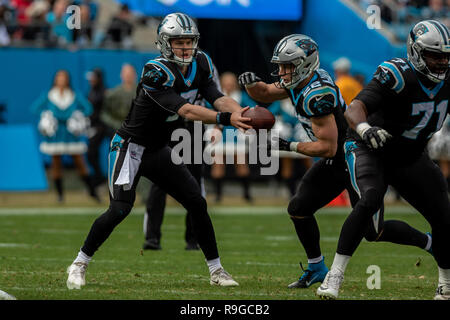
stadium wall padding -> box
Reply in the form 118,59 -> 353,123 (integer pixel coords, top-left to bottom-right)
297,0 -> 406,81
0,124 -> 48,191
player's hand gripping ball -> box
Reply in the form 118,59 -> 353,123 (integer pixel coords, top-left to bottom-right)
241,106 -> 275,130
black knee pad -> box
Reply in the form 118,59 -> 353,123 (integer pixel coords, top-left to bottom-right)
287,195 -> 314,218
102,201 -> 133,225
363,227 -> 381,242
358,188 -> 384,216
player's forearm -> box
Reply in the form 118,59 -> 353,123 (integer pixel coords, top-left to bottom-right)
293,140 -> 337,158
213,96 -> 242,113
344,99 -> 369,131
178,103 -> 218,124
246,83 -> 277,104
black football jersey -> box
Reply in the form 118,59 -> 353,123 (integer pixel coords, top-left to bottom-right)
117,50 -> 223,151
353,58 -> 449,162
286,68 -> 348,160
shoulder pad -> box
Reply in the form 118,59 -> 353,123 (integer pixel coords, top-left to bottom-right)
141,60 -> 176,90
196,50 -> 215,80
303,86 -> 337,116
373,58 -> 410,93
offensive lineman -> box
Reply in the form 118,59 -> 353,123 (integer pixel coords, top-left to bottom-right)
66,13 -> 251,289
239,34 -> 432,289
317,20 -> 450,300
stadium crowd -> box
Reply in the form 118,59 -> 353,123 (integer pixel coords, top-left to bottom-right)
0,0 -> 137,48
355,0 -> 449,41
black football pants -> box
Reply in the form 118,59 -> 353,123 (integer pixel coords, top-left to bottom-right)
81,135 -> 218,260
338,141 -> 450,268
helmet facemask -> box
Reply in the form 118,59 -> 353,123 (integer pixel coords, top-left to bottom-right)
270,34 -> 320,90
407,20 -> 450,83
156,13 -> 200,67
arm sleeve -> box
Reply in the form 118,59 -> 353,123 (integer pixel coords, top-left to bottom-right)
354,78 -> 392,115
199,77 -> 225,106
145,87 -> 188,114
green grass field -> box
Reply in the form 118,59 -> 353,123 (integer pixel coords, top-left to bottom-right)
0,205 -> 438,300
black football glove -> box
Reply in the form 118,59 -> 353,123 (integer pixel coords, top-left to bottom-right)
357,123 -> 392,150
238,72 -> 262,88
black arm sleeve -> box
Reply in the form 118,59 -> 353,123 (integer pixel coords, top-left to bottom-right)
199,77 -> 225,106
354,78 -> 393,115
144,88 -> 188,114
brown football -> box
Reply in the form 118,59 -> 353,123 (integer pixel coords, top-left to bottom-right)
242,106 -> 275,130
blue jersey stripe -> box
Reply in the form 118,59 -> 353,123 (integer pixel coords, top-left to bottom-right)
380,62 -> 404,93
303,86 -> 337,116
146,60 -> 175,87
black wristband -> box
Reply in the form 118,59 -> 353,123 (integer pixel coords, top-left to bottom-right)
217,112 -> 232,126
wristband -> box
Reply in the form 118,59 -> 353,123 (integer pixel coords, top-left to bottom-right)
217,112 -> 232,126
290,142 -> 299,152
356,122 -> 371,138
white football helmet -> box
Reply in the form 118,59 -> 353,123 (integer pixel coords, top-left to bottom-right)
156,13 -> 200,66
407,20 -> 450,83
270,34 -> 320,89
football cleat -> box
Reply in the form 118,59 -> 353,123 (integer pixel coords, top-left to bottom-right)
0,289 -> 16,300
288,260 -> 328,288
143,239 -> 161,250
210,268 -> 239,287
434,285 -> 450,300
316,269 -> 344,299
66,262 -> 88,290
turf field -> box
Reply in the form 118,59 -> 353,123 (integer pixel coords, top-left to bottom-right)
0,205 -> 438,300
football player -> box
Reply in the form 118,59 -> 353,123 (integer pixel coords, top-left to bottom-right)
317,20 -> 450,300
66,12 -> 251,289
239,34 -> 432,289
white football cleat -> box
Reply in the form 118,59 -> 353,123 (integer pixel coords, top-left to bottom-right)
0,289 -> 16,300
316,270 -> 344,299
434,285 -> 450,300
67,262 -> 88,290
210,268 -> 239,287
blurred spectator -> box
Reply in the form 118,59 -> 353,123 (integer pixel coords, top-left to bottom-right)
101,63 -> 136,131
332,57 -> 363,106
210,72 -> 255,202
86,67 -> 110,188
422,0 -> 448,20
72,3 -> 92,47
30,69 -> 99,203
72,0 -> 98,21
46,0 -> 72,46
24,0 -> 50,42
0,3 -> 11,46
106,4 -> 134,49
353,73 -> 367,87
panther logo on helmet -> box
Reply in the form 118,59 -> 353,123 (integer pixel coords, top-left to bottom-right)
295,39 -> 317,56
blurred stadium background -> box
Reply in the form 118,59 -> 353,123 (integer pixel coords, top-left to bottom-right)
1,0 -> 447,206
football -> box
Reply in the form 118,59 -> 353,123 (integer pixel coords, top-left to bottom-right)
242,106 -> 275,130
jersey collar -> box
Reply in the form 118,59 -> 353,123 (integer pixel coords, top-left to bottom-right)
407,60 -> 445,99
177,58 -> 197,87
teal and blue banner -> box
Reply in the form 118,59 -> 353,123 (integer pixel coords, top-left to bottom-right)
119,0 -> 303,21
